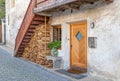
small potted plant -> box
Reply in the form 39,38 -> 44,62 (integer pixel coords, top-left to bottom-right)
46,41 -> 62,68
48,41 -> 61,57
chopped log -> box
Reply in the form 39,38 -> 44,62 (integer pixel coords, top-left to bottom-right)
22,25 -> 53,68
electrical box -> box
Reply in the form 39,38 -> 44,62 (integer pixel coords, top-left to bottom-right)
88,37 -> 97,48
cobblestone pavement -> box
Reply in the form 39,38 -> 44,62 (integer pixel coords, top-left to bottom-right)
0,48 -> 72,81
0,47 -> 112,81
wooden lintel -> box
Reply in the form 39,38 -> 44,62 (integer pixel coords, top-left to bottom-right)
102,0 -> 114,3
35,12 -> 52,17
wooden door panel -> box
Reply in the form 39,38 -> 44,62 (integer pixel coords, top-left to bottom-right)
70,22 -> 87,69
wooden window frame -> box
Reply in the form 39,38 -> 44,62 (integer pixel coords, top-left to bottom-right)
53,25 -> 61,41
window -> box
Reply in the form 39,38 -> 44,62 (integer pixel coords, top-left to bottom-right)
11,0 -> 15,8
53,26 -> 61,41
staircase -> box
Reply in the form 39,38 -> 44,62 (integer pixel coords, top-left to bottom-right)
14,0 -> 49,57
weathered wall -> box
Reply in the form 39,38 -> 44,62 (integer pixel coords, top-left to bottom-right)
52,0 -> 120,81
5,0 -> 31,53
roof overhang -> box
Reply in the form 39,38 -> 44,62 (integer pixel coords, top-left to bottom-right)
33,0 -> 113,16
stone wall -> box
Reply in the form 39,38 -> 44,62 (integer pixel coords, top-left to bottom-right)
5,0 -> 31,54
51,0 -> 120,81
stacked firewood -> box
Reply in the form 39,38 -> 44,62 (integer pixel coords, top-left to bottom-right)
22,25 -> 53,68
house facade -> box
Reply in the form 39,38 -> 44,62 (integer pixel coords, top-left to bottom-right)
5,0 -> 120,81
5,0 -> 31,53
49,1 -> 120,81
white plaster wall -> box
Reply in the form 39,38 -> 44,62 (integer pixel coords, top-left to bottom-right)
5,0 -> 31,53
61,23 -> 70,69
52,0 -> 120,81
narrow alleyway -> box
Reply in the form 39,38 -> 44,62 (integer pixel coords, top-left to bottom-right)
0,48 -> 71,81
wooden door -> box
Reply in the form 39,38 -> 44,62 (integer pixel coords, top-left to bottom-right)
70,22 -> 87,69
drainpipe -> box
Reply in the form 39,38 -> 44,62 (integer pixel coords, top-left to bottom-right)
0,18 -> 6,45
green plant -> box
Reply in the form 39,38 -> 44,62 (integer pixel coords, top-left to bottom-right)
48,41 -> 61,49
48,41 -> 61,57
0,0 -> 5,24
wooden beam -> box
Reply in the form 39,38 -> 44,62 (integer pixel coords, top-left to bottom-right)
36,12 -> 52,17
102,0 -> 114,3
